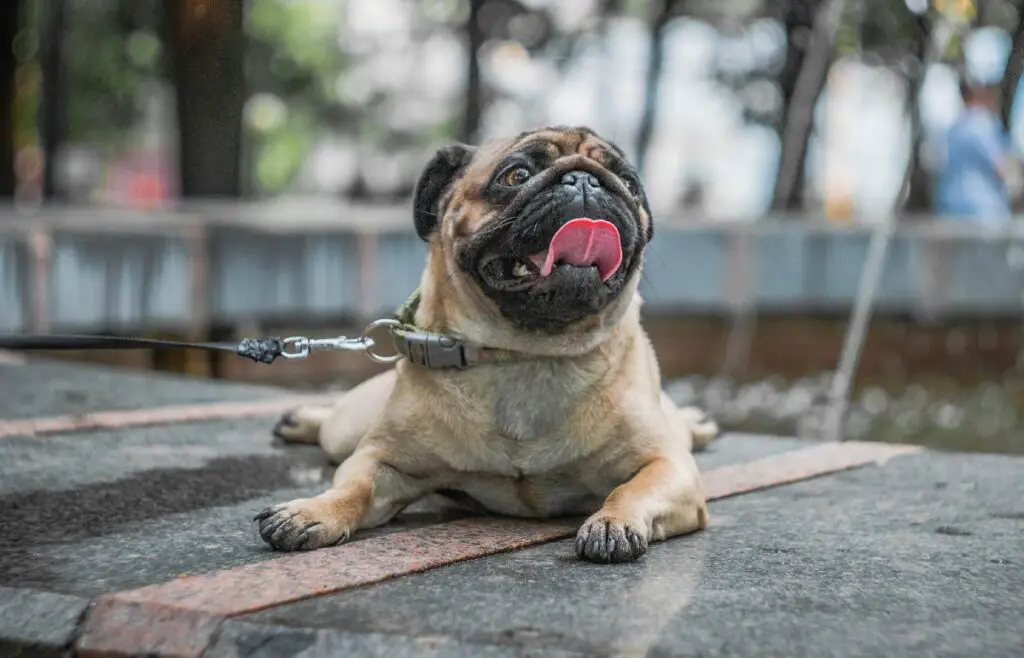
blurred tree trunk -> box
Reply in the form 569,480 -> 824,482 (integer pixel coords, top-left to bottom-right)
164,0 -> 246,198
40,0 -> 68,201
635,0 -> 679,178
770,0 -> 844,212
903,13 -> 932,213
461,0 -> 485,144
0,0 -> 19,198
766,0 -> 818,212
598,0 -> 623,20
1000,11 -> 1024,129
975,0 -> 992,26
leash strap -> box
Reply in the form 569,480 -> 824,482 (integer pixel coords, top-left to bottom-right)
0,334 -> 287,364
0,290 -> 535,370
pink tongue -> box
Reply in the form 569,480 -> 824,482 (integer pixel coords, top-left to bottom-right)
532,218 -> 623,282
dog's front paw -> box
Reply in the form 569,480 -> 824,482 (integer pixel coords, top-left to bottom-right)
575,515 -> 648,564
254,498 -> 350,552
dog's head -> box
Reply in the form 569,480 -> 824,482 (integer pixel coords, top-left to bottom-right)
412,126 -> 652,350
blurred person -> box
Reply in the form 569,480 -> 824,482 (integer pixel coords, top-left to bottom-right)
935,77 -> 1022,226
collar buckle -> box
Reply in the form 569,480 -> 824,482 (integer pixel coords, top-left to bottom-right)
395,329 -> 470,369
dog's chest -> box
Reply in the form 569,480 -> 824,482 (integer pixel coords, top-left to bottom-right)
434,360 -> 610,479
433,362 -> 623,515
489,361 -> 586,443
447,472 -> 604,518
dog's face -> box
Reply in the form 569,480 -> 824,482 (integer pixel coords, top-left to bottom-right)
413,126 -> 652,335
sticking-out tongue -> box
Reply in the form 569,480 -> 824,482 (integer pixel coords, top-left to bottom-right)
531,218 -> 623,282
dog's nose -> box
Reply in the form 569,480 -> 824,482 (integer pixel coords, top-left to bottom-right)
560,171 -> 601,189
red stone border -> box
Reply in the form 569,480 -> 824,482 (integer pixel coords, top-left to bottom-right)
0,395 -> 337,440
701,440 -> 919,500
76,599 -> 222,658
74,440 -> 920,658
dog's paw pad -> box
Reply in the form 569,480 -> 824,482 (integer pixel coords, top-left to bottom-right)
575,516 -> 647,563
254,499 -> 347,552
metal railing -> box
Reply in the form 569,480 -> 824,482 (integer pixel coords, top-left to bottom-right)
1,204 -> 1023,334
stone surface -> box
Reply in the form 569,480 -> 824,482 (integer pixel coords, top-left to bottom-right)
0,356 -> 284,420
0,464 -> 469,596
0,417 -> 324,495
0,587 -> 90,657
3,358 -> 1023,656
0,377 -> 776,597
0,428 -> 766,597
207,621 -> 588,658
243,451 -> 1024,657
691,431 -> 811,470
76,597 -> 224,658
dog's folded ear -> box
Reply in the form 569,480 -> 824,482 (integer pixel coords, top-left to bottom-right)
413,144 -> 476,241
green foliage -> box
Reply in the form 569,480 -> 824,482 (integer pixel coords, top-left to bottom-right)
253,111 -> 314,191
62,0 -> 163,144
245,0 -> 347,105
243,0 -> 351,193
52,0 -> 1008,198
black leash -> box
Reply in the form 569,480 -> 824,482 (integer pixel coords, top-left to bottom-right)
0,290 -> 542,370
0,334 -> 289,364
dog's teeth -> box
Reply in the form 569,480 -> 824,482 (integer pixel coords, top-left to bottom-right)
512,262 -> 531,278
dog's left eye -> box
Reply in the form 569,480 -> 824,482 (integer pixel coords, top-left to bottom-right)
501,167 -> 531,187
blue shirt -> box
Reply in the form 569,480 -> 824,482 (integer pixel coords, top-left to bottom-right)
936,107 -> 1013,226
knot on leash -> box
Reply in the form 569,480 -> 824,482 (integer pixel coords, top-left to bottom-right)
236,337 -> 285,364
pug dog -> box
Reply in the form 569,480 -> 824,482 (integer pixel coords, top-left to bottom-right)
257,126 -> 718,563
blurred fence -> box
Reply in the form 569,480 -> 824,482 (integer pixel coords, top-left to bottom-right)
1,203 -> 1023,334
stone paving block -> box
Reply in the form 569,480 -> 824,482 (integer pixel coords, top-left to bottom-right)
76,597 -> 223,658
0,358 -> 285,420
0,417 -> 323,495
692,431 -> 812,470
0,586 -> 90,657
207,621 -> 588,658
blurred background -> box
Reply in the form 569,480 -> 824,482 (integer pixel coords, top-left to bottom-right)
1,0 -> 1023,453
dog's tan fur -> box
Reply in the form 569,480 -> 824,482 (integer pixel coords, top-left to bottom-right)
259,127 -> 718,562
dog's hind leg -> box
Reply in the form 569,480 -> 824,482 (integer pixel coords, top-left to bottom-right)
677,403 -> 719,451
273,405 -> 334,445
274,369 -> 397,463
318,369 -> 396,463
659,391 -> 719,452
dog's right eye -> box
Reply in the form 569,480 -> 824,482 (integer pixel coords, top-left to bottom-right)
501,167 -> 531,187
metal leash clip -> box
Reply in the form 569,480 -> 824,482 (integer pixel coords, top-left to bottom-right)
279,319 -> 403,364
279,335 -> 373,360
